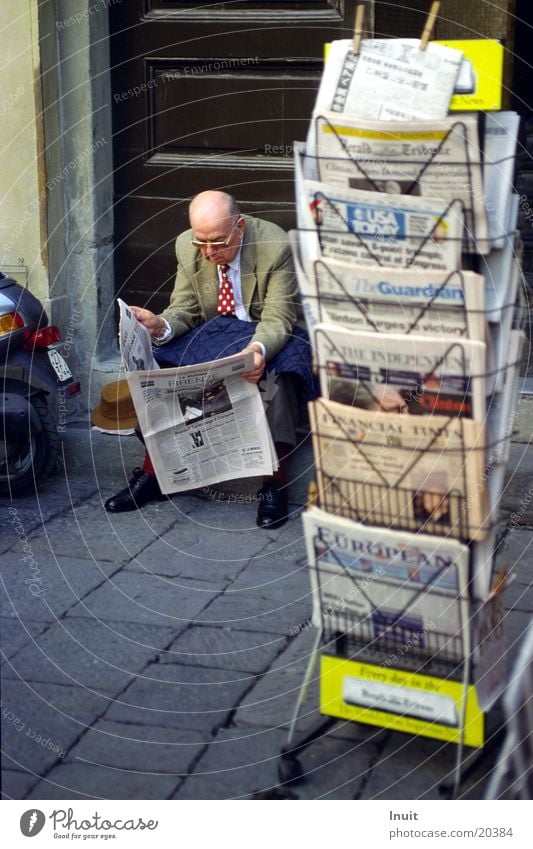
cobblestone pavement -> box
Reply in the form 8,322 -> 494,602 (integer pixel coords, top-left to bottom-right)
1,426 -> 532,800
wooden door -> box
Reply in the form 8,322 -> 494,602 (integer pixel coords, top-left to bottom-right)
110,0 -> 357,313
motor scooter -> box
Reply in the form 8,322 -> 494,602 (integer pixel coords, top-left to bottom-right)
0,270 -> 80,494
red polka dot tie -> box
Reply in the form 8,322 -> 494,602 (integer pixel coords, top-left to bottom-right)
217,264 -> 236,316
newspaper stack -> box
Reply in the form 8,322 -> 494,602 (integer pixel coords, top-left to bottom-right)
293,32 -> 524,709
117,299 -> 278,495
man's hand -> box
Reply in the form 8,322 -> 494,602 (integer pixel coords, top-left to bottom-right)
129,306 -> 167,339
241,346 -> 266,384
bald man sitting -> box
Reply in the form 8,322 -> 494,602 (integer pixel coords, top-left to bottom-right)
105,191 -> 301,529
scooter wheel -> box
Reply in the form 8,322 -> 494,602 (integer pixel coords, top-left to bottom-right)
0,383 -> 60,494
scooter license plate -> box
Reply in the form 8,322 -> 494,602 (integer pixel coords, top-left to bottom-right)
48,348 -> 72,381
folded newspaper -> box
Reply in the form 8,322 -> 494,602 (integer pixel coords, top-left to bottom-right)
290,236 -> 486,342
314,324 -> 490,422
313,39 -> 463,122
118,300 -> 278,494
309,397 -> 490,541
296,170 -> 464,272
307,112 -> 488,253
303,506 -> 471,663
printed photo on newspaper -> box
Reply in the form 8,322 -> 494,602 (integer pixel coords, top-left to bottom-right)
126,354 -> 277,494
309,112 -> 488,253
302,506 -> 471,663
298,174 -> 464,271
313,324 -> 489,422
118,298 -> 159,372
313,38 -> 463,122
309,397 -> 490,541
290,236 -> 486,342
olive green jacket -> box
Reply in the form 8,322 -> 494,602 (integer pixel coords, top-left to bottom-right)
159,215 -> 298,360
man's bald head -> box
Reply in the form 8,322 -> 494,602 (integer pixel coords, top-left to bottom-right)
189,191 -> 244,263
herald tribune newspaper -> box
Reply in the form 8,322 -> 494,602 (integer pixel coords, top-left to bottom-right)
308,112 -> 488,253
118,300 -> 277,494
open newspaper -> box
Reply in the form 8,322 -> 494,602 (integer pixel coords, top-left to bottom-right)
290,235 -> 486,342
484,112 -> 520,248
296,169 -> 464,272
313,39 -> 463,122
308,112 -> 488,253
309,397 -> 490,541
314,324 -> 490,422
303,506 -> 471,663
118,301 -> 277,494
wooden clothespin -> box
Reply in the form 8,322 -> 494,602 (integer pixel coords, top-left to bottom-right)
420,1 -> 440,51
353,4 -> 366,56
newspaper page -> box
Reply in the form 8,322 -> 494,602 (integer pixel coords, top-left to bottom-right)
480,195 -> 521,321
303,507 -> 470,662
486,330 -> 526,467
310,112 -> 488,253
118,298 -> 159,371
291,241 -> 486,342
298,175 -> 464,271
313,39 -> 463,121
309,397 -> 490,541
126,352 -> 277,494
484,112 -> 520,248
314,324 -> 489,422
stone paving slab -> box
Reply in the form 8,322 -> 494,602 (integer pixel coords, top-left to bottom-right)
173,722 -> 380,800
1,769 -> 42,800
196,583 -> 310,636
124,523 -> 271,582
65,572 -> 215,628
160,625 -> 287,674
63,720 -> 206,776
0,618 -> 48,662
26,761 -> 179,800
1,555 -> 120,621
2,619 -> 176,692
1,680 -> 112,775
103,662 -> 254,735
356,731 -> 460,800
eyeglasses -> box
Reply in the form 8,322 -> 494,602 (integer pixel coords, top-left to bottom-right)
191,218 -> 241,248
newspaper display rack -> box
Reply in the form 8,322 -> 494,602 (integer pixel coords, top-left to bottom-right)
280,3 -> 526,795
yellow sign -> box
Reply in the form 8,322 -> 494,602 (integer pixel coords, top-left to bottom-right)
435,39 -> 503,111
320,655 -> 484,748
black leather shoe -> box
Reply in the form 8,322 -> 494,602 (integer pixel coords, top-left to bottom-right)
105,468 -> 165,513
256,481 -> 289,529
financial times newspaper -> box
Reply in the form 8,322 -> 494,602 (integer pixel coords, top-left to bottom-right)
126,354 -> 277,494
290,238 -> 486,342
303,507 -> 471,662
313,39 -> 463,121
118,300 -> 277,493
309,397 -> 490,541
314,323 -> 489,422
309,112 -> 488,253
297,172 -> 463,272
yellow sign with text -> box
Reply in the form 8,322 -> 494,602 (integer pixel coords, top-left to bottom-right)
435,40 -> 503,111
320,655 -> 484,747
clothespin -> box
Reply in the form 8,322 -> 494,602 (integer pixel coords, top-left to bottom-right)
353,4 -> 365,56
307,481 -> 318,508
420,1 -> 440,51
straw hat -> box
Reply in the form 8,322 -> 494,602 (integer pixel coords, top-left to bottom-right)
91,379 -> 138,430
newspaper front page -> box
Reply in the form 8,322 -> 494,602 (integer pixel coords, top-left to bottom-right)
290,240 -> 486,342
118,298 -> 159,372
303,507 -> 471,663
310,112 -> 488,253
309,397 -> 490,541
298,175 -> 464,271
314,324 -> 489,422
127,353 -> 277,494
313,39 -> 463,122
